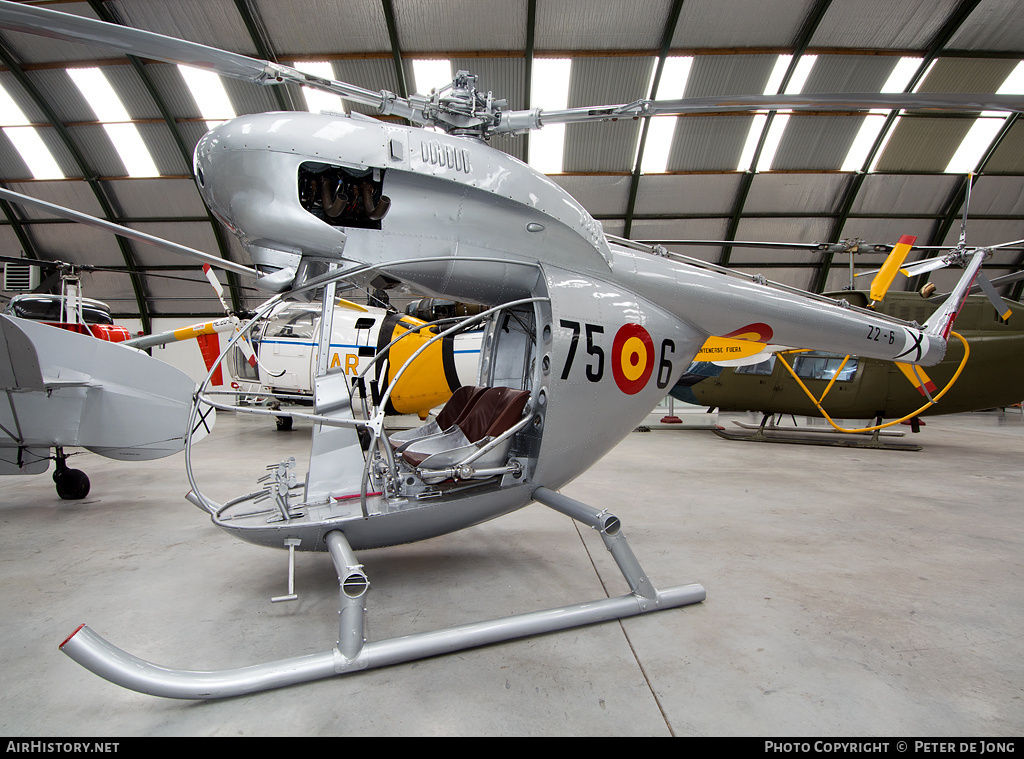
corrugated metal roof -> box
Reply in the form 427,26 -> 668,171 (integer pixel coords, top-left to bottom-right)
970,174 -> 1024,215
947,0 -> 1024,51
257,0 -> 391,55
919,57 -> 1021,94
850,174 -> 961,216
667,115 -> 755,171
874,117 -> 976,172
801,55 -> 902,95
836,217 -> 938,252
5,181 -> 104,219
635,173 -> 744,217
0,0 -> 1020,319
671,0 -> 818,49
732,216 -> 834,262
550,174 -> 633,218
537,0 -> 672,51
980,118 -> 1024,173
115,0 -> 258,56
563,56 -> 653,172
124,222 -> 220,266
743,173 -> 849,215
396,0 -> 528,53
22,70 -> 94,124
685,54 -> 777,97
770,114 -> 864,170
105,177 -> 210,218
810,0 -> 964,50
0,1 -> 105,65
28,222 -> 127,268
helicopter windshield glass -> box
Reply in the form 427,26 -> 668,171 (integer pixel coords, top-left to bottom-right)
735,356 -> 776,376
267,307 -> 317,340
791,352 -> 858,382
6,295 -> 113,324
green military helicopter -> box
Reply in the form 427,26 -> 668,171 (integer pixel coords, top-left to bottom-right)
668,232 -> 1023,449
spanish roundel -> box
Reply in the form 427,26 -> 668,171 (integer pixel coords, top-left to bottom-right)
612,323 -> 655,395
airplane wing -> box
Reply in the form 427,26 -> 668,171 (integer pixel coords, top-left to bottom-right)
0,315 -> 212,465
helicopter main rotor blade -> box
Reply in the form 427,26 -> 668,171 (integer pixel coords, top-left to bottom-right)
0,1 -> 400,116
635,238 -> 898,254
521,92 -> 1024,131
6,1 -> 1024,139
0,187 -> 258,279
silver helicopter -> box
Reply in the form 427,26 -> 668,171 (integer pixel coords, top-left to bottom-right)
0,1 -> 1020,700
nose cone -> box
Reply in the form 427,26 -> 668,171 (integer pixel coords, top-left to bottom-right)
189,114 -> 358,288
192,122 -> 233,230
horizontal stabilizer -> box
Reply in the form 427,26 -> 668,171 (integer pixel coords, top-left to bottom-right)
694,335 -> 769,363
1,315 -> 210,458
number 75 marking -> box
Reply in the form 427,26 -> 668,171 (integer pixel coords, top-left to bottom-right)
559,319 -> 676,391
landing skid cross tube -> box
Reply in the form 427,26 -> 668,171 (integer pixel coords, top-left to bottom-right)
58,496 -> 704,700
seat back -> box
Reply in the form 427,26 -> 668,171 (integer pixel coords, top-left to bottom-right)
482,390 -> 531,439
436,385 -> 487,430
457,387 -> 513,443
458,387 -> 530,443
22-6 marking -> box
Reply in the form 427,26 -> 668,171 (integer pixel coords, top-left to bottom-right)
867,325 -> 895,345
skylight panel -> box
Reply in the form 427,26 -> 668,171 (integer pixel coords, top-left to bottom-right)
292,60 -> 344,115
529,58 -> 572,174
178,65 -> 236,130
67,67 -> 159,178
754,55 -> 816,172
410,60 -> 454,134
737,54 -> 817,172
0,82 -> 63,179
412,59 -> 454,95
641,56 -> 693,174
736,113 -> 768,172
841,57 -> 921,172
867,59 -> 933,173
945,60 -> 1024,174
737,56 -> 791,171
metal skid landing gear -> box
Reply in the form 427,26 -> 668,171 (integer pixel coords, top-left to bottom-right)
58,489 -> 705,700
714,412 -> 923,451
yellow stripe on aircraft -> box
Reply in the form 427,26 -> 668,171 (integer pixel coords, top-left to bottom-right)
695,335 -> 768,362
171,320 -> 225,341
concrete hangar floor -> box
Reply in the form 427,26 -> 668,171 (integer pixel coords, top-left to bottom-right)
0,406 -> 1021,737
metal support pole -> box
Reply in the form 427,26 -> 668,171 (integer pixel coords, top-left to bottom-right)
270,538 -> 301,603
325,531 -> 368,661
532,486 -> 661,600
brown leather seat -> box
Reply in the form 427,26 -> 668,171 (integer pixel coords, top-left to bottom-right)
401,386 -> 530,469
388,385 -> 488,450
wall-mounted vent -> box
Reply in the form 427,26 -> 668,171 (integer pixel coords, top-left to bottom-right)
3,262 -> 40,292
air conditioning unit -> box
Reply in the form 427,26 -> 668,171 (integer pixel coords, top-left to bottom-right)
3,261 -> 40,292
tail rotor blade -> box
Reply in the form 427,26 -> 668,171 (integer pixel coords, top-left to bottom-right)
203,263 -> 231,314
976,272 -> 1013,321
